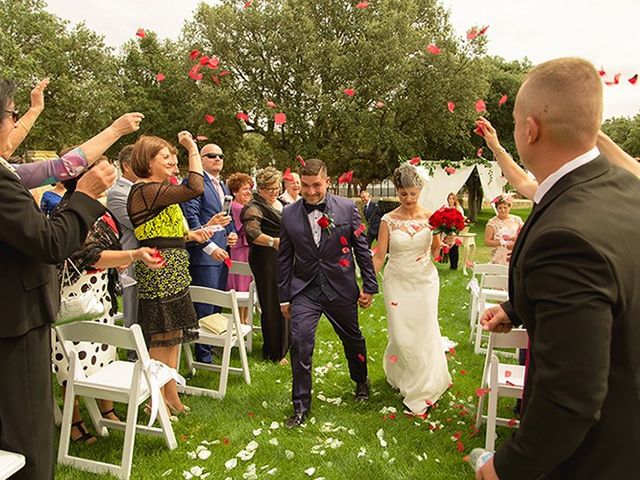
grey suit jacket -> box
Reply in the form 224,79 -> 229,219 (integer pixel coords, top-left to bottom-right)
107,177 -> 139,251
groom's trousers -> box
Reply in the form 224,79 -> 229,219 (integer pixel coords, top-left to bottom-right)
290,288 -> 367,413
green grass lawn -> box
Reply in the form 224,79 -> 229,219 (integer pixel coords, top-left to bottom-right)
55,208 -> 531,480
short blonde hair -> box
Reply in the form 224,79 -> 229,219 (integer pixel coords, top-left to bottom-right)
256,166 -> 282,189
518,58 -> 602,148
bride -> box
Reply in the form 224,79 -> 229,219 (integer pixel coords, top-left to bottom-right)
372,164 -> 452,415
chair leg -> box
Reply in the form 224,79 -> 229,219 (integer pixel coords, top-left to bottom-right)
475,392 -> 485,428
218,340 -> 233,398
469,293 -> 478,342
156,401 -> 177,450
84,397 -> 108,437
119,402 -> 140,480
183,342 -> 194,373
485,361 -> 499,451
236,328 -> 251,385
58,373 -> 76,464
53,392 -> 62,427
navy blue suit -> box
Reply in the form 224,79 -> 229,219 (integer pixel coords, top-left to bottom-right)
181,174 -> 234,362
363,200 -> 382,247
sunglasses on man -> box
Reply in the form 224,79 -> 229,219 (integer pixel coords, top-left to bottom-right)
202,153 -> 224,160
5,108 -> 19,123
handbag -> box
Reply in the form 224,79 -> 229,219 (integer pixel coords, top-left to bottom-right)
199,313 -> 228,335
56,259 -> 105,324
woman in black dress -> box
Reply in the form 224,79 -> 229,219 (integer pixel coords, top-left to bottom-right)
241,167 -> 290,363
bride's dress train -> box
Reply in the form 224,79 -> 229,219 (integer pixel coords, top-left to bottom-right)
381,215 -> 452,414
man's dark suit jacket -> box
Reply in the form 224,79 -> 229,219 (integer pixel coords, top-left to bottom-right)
363,200 -> 381,238
0,167 -> 105,337
495,156 -> 640,479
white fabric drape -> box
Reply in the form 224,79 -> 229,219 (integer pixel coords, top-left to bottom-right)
477,163 -> 508,207
417,165 -> 475,212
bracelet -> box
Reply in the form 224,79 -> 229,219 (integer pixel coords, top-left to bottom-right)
17,119 -> 30,133
129,250 -> 135,262
189,152 -> 200,158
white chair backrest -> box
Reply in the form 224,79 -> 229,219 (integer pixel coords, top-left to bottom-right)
54,323 -> 151,378
189,286 -> 239,314
473,263 -> 508,277
489,329 -> 529,350
480,274 -> 508,291
229,261 -> 253,277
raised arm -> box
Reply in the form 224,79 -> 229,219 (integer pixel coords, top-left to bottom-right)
78,113 -> 144,164
597,130 -> 640,179
2,78 -> 48,159
476,117 -> 538,200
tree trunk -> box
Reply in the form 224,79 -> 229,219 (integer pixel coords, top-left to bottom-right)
465,168 -> 483,222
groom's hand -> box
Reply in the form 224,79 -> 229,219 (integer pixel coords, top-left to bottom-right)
358,292 -> 373,309
476,456 -> 500,480
280,304 -> 291,320
480,305 -> 513,333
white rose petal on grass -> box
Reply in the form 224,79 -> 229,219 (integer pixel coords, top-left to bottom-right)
269,438 -> 279,446
304,467 -> 316,476
162,469 -> 173,477
187,451 -> 197,460
357,447 -> 367,458
201,474 -> 210,479
262,401 -> 269,409
246,440 -> 259,452
190,466 -> 204,477
182,472 -> 193,480
285,450 -> 295,460
253,428 -> 262,437
225,458 -> 238,470
267,468 -> 278,475
376,428 -> 388,448
237,450 -> 255,461
198,449 -> 212,460
269,421 -> 280,430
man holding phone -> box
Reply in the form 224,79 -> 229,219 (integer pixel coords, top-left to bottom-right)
181,142 -> 237,363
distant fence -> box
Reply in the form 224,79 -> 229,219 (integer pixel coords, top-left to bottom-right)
329,178 -> 397,199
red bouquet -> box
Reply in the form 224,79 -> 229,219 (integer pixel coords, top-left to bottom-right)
428,207 -> 466,235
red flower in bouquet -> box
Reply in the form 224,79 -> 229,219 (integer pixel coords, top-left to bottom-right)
429,207 -> 466,235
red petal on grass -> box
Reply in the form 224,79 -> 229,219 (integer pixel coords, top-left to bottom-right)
409,156 -> 421,165
498,94 -> 508,106
475,99 -> 487,113
343,88 -> 356,96
448,347 -> 456,355
426,44 -> 441,55
475,387 -> 490,397
136,28 -> 146,38
211,75 -> 220,86
456,441 -> 465,453
155,73 -> 166,82
356,1 -> 369,8
447,101 -> 455,113
222,437 -> 230,445
459,370 -> 467,375
204,114 -> 215,124
338,170 -> 353,184
236,112 -> 249,122
274,112 -> 287,125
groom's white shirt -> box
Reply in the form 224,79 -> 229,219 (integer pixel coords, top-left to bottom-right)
533,147 -> 599,204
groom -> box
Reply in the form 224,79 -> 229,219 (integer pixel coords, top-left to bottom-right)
279,158 -> 378,428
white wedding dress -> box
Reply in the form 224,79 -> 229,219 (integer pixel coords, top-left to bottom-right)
381,214 -> 452,414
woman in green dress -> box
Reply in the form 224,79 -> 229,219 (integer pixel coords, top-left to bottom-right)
127,131 -> 205,414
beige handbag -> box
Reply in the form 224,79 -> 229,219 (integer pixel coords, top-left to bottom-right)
199,313 -> 228,335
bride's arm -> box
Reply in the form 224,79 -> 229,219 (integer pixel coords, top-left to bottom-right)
431,231 -> 442,257
372,220 -> 389,274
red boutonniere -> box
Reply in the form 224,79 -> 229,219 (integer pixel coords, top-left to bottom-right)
317,212 -> 335,234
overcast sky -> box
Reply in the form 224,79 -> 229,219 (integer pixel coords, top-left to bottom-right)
46,0 -> 640,119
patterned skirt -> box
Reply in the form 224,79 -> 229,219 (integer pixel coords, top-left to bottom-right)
136,248 -> 199,347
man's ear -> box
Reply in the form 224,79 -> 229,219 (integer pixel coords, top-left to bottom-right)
526,116 -> 540,145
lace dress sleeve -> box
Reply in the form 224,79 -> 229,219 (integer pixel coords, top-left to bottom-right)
128,171 -> 204,228
241,203 -> 264,243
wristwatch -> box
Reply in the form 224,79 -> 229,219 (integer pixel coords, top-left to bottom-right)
268,238 -> 275,248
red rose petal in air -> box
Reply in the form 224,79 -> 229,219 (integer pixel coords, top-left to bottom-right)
136,28 -> 146,38
598,68 -> 606,77
605,73 -> 621,86
343,88 -> 356,97
478,25 -> 490,36
204,114 -> 215,124
475,99 -> 487,113
454,238 -> 462,246
338,170 -> 353,184
266,100 -> 277,109
199,55 -> 210,65
426,44 -> 441,55
629,74 -> 638,85
507,418 -> 518,428
243,0 -> 253,9
296,155 -> 306,166
340,235 -> 349,246
189,49 -> 201,60
444,166 -> 456,175
355,223 -> 366,237
466,27 -> 479,40
189,64 -> 203,81
283,168 -> 294,182
236,112 -> 249,122
156,73 -> 166,82
207,57 -> 220,69
219,70 -> 231,77
224,257 -> 233,269
339,258 -> 351,267
447,101 -> 455,113
409,156 -> 421,165
477,147 -> 484,157
357,353 -> 366,362
498,94 -> 508,106
389,355 -> 398,364
274,112 -> 287,125
211,75 -> 220,86
356,1 -> 369,8
390,301 -> 398,307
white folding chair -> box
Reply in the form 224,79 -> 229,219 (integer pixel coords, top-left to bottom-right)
468,264 -> 509,338
228,261 -> 260,352
55,323 -> 177,480
180,287 -> 251,399
0,450 -> 25,480
475,329 -> 528,451
473,274 -> 509,354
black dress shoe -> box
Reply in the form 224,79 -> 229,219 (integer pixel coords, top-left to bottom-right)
286,411 -> 308,428
355,379 -> 370,402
